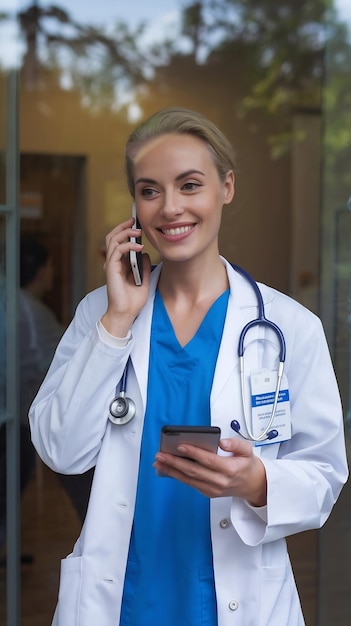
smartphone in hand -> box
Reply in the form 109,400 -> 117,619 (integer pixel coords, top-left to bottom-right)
159,425 -> 221,456
129,202 -> 143,286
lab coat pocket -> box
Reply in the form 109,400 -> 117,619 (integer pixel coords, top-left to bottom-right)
57,555 -> 83,626
260,563 -> 299,626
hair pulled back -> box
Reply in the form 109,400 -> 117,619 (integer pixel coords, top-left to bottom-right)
125,107 -> 236,197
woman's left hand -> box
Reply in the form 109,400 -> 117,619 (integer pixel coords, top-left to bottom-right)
153,437 -> 267,507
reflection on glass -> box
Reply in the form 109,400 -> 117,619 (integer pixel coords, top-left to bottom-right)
1,0 -> 21,204
14,1 -> 328,125
0,72 -> 6,205
319,5 -> 351,626
334,206 -> 351,429
4,1 -> 351,624
0,213 -> 5,625
15,0 -> 333,295
322,7 -> 351,425
0,214 -> 5,423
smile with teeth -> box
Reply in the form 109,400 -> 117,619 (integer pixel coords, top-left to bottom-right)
161,225 -> 194,236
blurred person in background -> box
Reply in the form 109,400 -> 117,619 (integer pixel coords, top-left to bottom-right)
1,236 -> 91,563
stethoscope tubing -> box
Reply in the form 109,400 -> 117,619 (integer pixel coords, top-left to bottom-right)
109,264 -> 286,442
231,264 -> 286,362
231,264 -> 286,442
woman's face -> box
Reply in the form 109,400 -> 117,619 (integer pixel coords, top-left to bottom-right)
133,133 -> 234,264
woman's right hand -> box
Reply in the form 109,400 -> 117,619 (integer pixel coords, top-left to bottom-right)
101,218 -> 151,337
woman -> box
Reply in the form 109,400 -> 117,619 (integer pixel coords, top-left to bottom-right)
29,107 -> 348,626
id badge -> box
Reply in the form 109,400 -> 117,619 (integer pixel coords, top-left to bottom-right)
250,368 -> 291,446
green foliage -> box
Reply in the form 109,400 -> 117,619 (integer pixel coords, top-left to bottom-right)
4,0 -> 351,164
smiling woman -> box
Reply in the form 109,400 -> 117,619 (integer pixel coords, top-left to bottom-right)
1,1 -> 351,624
131,133 -> 234,266
28,106 -> 348,626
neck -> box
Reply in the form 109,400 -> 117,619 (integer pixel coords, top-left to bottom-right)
158,254 -> 229,305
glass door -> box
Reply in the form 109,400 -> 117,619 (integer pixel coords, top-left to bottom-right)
319,2 -> 351,623
0,70 -> 20,626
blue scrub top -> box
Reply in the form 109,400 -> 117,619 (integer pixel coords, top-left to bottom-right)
120,289 -> 229,626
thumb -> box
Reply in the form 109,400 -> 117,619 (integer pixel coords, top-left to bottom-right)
219,436 -> 252,456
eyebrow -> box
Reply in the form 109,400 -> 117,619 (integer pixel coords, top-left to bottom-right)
135,169 -> 205,186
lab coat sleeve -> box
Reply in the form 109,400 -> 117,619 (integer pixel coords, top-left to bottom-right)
29,290 -> 132,474
230,305 -> 349,546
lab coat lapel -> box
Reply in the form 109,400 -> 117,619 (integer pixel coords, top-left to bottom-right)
211,260 -> 260,404
129,264 -> 162,411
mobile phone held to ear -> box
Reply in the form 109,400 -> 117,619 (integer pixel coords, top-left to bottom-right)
159,425 -> 221,457
129,202 -> 143,286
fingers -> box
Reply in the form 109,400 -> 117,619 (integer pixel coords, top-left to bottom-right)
105,218 -> 133,251
154,444 -> 222,478
106,217 -> 134,241
104,219 -> 147,291
154,447 -> 223,484
219,437 -> 253,457
153,452 -> 228,498
101,217 -> 150,339
153,437 -> 259,500
105,218 -> 141,264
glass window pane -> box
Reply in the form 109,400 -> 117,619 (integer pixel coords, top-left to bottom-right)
0,6 -> 21,622
11,1 -> 351,624
319,1 -> 351,623
0,212 -> 6,623
0,214 -> 5,422
0,0 -> 21,206
0,72 -> 6,205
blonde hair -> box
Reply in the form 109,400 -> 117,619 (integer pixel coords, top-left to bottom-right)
125,107 -> 236,196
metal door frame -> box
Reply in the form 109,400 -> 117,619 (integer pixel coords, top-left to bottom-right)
0,70 -> 20,626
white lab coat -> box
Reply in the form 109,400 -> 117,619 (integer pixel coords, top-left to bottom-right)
29,260 -> 348,626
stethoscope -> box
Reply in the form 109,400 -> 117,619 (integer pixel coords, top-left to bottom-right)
229,264 -> 286,442
108,264 -> 286,442
109,357 -> 136,425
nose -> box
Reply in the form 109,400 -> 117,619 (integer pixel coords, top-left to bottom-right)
160,190 -> 184,218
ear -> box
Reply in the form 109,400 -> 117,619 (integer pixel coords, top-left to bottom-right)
223,170 -> 235,205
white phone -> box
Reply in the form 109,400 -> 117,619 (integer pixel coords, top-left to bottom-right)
129,202 -> 143,286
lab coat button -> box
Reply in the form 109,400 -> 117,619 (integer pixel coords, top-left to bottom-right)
220,518 -> 230,529
229,600 -> 239,611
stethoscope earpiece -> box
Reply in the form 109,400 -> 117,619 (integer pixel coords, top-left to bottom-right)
266,429 -> 279,440
230,420 -> 240,434
109,392 -> 136,425
231,420 -> 279,442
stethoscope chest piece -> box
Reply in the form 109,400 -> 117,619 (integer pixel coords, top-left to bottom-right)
109,392 -> 136,425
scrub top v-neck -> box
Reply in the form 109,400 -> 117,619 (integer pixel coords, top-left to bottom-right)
119,288 -> 229,626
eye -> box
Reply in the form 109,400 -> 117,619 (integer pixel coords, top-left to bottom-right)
141,187 -> 158,198
182,181 -> 201,191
